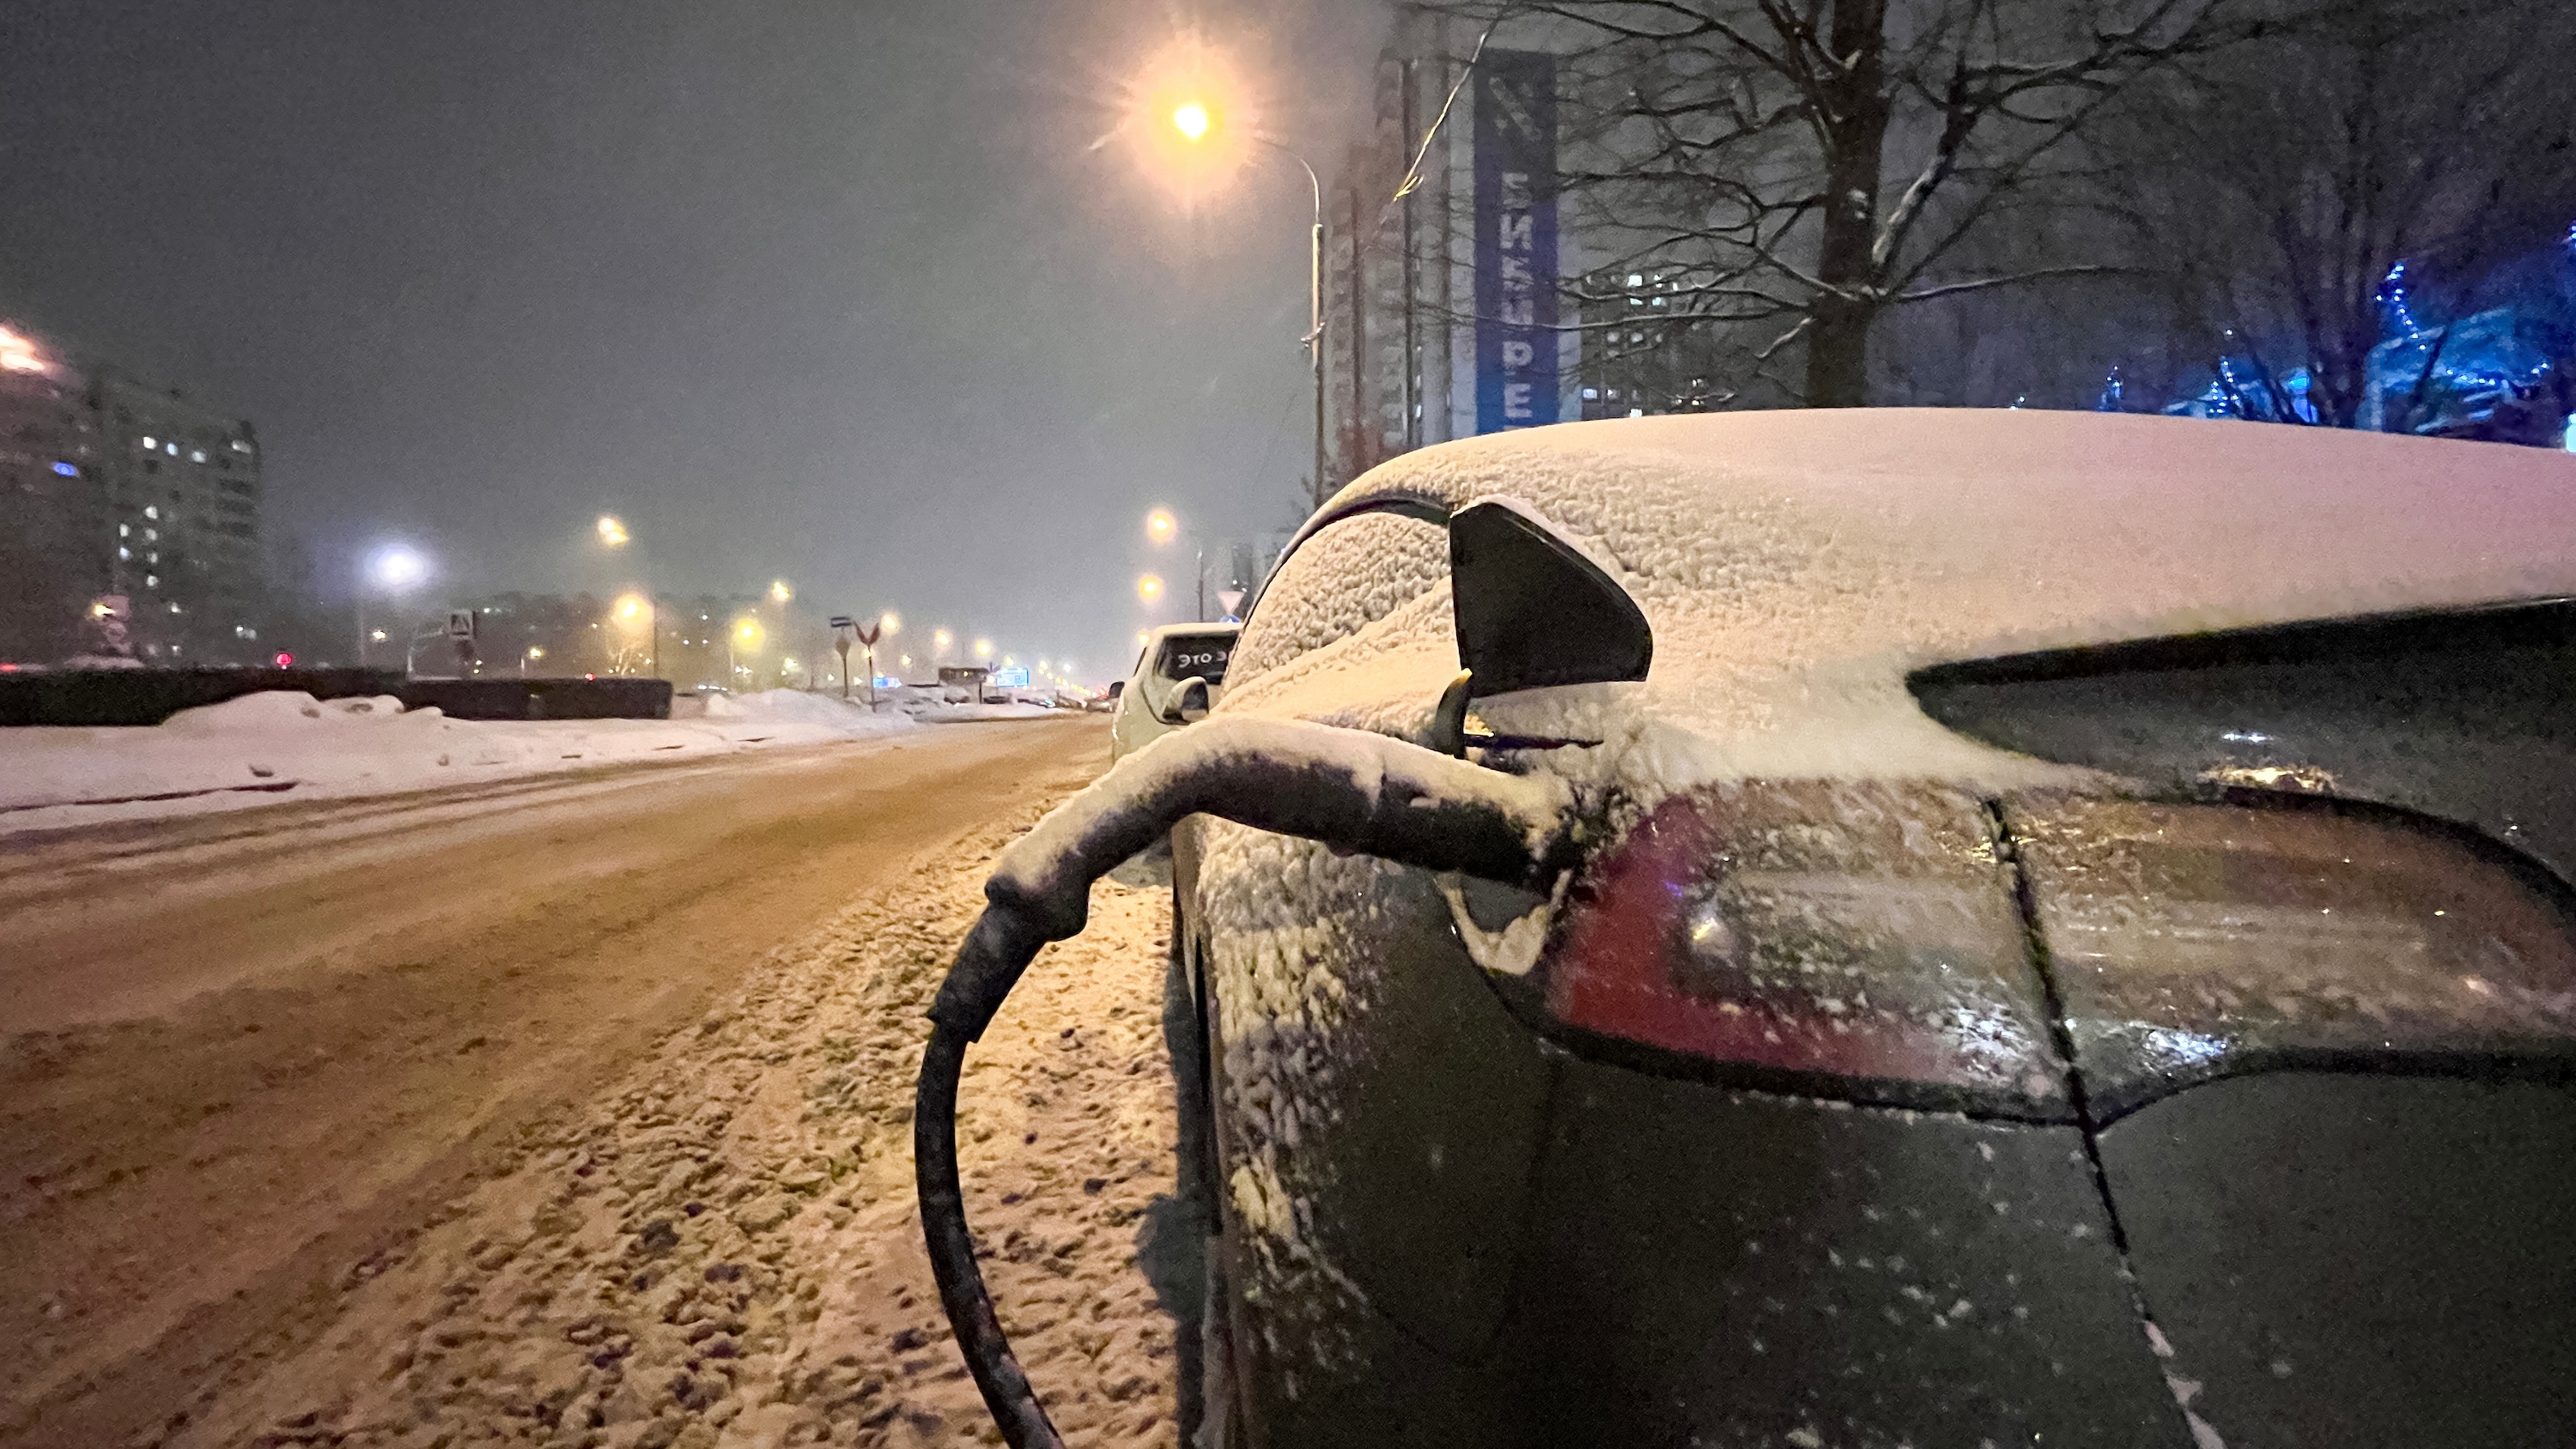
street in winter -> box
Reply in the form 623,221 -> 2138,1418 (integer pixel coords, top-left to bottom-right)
7,3 -> 2576,1447
5,713 -> 1191,1448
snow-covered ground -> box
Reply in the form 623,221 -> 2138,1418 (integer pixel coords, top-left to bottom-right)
0,688 -> 926,834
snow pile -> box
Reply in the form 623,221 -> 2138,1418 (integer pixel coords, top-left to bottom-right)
702,688 -> 916,734
0,688 -> 920,833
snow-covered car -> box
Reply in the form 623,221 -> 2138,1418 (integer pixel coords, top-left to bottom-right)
1107,622 -> 1238,762
918,409 -> 2576,1449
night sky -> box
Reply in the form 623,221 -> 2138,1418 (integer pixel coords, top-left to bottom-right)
0,0 -> 1384,676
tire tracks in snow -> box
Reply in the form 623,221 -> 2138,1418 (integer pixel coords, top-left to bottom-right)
143,792 -> 1185,1449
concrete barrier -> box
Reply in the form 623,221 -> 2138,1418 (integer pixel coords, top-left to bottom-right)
396,676 -> 673,721
0,667 -> 408,727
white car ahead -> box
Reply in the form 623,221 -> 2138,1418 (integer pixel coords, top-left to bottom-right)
1108,622 -> 1238,763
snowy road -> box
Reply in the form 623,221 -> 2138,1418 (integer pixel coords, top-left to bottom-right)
0,717 -> 1189,1449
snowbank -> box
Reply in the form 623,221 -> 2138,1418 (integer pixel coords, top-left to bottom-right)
0,688 -> 920,834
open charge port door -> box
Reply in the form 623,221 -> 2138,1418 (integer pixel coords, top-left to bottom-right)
2004,793 -> 2576,1446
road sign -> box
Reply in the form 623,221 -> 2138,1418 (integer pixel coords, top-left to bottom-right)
828,615 -> 855,629
857,623 -> 880,647
447,609 -> 477,640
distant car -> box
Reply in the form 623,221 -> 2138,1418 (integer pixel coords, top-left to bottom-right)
1108,622 -> 1238,762
928,410 -> 2576,1449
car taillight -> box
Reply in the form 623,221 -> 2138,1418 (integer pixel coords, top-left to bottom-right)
2006,792 -> 2576,1119
1536,780 -> 2072,1117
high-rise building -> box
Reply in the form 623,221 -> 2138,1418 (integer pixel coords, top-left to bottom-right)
94,373 -> 265,662
1318,14 -> 1589,504
0,318 -> 264,664
0,324 -> 112,663
1316,15 -> 1747,503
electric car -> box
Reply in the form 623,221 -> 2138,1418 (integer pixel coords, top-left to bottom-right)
1109,621 -> 1238,762
927,409 -> 2576,1448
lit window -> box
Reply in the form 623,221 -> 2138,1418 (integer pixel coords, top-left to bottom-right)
168,602 -> 181,613
1582,387 -> 1599,400
190,450 -> 206,463
165,442 -> 178,455
1626,273 -> 1643,287
144,528 -> 158,541
145,574 -> 158,587
1629,408 -> 1645,418
118,524 -> 129,537
118,547 -> 131,560
141,435 -> 157,449
52,461 -> 77,477
144,506 -> 159,519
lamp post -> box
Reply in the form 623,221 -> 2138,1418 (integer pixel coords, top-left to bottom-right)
1170,102 -> 1327,510
1145,506 -> 1213,619
596,516 -> 658,677
358,544 -> 428,669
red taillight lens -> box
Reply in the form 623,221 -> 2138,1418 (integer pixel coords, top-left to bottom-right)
1540,781 -> 2069,1115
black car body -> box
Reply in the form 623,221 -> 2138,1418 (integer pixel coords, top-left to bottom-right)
1158,409 -> 2576,1448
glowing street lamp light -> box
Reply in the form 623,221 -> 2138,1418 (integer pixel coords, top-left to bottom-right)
879,610 -> 902,637
369,545 -> 428,591
596,515 -> 630,548
1145,506 -> 1177,544
1137,573 -> 1165,603
1171,101 -> 1211,142
933,627 -> 953,654
613,592 -> 649,625
972,638 -> 993,660
727,616 -> 765,689
0,326 -> 50,374
769,579 -> 793,604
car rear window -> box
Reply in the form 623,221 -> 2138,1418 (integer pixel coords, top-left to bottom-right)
1153,634 -> 1232,684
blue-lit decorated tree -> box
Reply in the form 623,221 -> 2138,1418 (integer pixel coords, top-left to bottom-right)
2096,0 -> 2575,432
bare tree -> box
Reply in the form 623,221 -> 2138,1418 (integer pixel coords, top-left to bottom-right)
2093,0 -> 2576,428
1430,0 -> 2332,406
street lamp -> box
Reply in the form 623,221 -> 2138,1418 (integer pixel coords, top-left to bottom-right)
1144,506 -> 1213,619
770,579 -> 793,604
730,616 -> 764,690
611,591 -> 655,676
1171,100 -> 1327,508
1137,573 -> 1165,604
591,515 -> 658,677
358,544 -> 428,668
973,637 -> 993,661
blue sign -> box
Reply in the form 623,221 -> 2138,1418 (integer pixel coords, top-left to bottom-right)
991,665 -> 1030,688
1474,51 -> 1558,433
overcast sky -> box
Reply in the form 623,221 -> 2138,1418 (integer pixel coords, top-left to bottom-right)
0,0 -> 1387,676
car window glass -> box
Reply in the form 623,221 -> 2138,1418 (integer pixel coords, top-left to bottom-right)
1232,512 -> 1448,679
1153,634 -> 1232,685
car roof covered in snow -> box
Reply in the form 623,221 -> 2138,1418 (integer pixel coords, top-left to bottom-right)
1224,409 -> 2576,790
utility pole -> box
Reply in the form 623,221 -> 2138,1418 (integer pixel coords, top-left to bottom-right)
1311,203 -> 1327,512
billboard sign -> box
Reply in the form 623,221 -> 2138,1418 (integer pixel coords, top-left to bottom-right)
1474,50 -> 1559,434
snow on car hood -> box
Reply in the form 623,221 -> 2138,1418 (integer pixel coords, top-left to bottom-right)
1220,409 -> 2576,800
